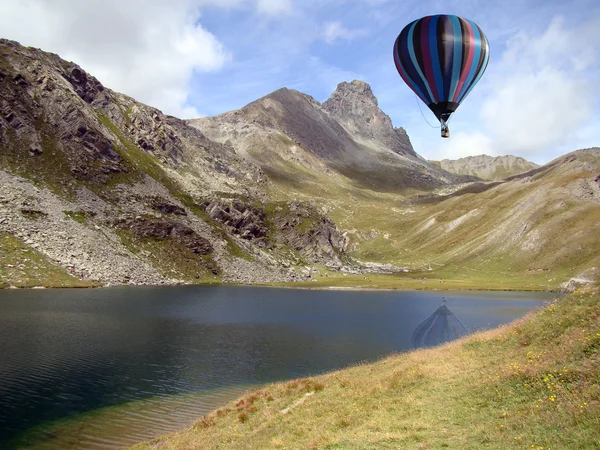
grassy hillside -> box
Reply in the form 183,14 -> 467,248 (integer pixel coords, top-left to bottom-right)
134,287 -> 600,449
0,231 -> 97,288
266,149 -> 600,290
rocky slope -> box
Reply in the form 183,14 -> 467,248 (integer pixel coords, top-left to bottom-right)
0,39 -> 358,287
433,154 -> 539,180
189,81 -> 461,192
322,80 -> 415,158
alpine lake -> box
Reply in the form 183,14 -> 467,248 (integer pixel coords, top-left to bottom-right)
0,285 -> 557,449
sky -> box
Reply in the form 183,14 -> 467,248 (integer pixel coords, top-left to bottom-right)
1,0 -> 599,164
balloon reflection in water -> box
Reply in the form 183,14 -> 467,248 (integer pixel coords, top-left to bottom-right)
411,298 -> 468,348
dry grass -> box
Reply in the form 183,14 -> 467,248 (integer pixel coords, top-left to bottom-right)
132,288 -> 600,450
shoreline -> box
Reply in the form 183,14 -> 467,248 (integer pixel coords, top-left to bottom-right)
129,289 -> 598,449
0,281 -> 560,293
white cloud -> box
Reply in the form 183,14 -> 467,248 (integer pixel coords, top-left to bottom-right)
481,67 -> 592,154
256,0 -> 293,16
433,131 -> 496,160
323,21 -> 367,44
0,0 -> 245,118
479,16 -> 599,159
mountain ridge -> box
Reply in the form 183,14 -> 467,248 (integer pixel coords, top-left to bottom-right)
188,80 -> 461,192
433,154 -> 540,181
1,38 -> 599,291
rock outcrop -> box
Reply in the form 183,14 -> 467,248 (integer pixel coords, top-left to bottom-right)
202,199 -> 269,245
322,80 -> 415,157
201,199 -> 349,266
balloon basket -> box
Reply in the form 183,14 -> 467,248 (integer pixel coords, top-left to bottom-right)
441,122 -> 450,138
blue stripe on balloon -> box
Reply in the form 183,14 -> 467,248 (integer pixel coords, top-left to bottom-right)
398,25 -> 431,103
448,15 -> 463,102
439,15 -> 453,102
456,19 -> 482,103
407,20 -> 435,104
394,37 -> 430,104
429,15 -> 444,102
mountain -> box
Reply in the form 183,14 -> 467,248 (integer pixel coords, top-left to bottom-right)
432,155 -> 539,180
0,39 -> 355,287
1,39 -> 599,290
188,81 -> 461,193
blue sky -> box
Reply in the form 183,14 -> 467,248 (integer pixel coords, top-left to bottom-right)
2,0 -> 599,163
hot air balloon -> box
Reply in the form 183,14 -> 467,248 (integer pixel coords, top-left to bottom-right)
393,15 -> 490,138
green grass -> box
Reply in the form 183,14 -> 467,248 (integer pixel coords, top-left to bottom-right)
269,270 -> 554,292
114,228 -> 221,284
63,210 -> 87,224
0,231 -> 97,288
133,288 -> 600,450
263,149 -> 599,292
0,121 -> 78,198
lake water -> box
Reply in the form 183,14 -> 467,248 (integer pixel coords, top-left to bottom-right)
0,286 -> 555,448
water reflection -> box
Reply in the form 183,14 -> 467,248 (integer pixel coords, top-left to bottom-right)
411,298 -> 468,348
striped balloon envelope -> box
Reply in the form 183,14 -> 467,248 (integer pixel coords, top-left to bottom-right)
393,14 -> 490,137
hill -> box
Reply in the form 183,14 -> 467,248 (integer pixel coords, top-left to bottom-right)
0,38 -> 354,286
432,155 -> 539,181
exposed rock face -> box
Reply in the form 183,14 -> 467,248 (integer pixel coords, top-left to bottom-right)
0,38 -> 265,196
201,199 -> 349,266
269,201 -> 349,266
150,198 -> 187,216
202,199 -> 269,244
0,40 -> 129,185
115,217 -> 214,255
435,155 -> 539,181
322,80 -> 415,157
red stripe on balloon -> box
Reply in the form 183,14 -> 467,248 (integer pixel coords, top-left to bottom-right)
420,16 -> 438,102
453,18 -> 475,102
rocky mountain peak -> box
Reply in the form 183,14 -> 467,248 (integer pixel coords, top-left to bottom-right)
322,80 -> 415,157
328,80 -> 379,106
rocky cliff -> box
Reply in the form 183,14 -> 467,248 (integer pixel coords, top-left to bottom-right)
322,80 -> 415,158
